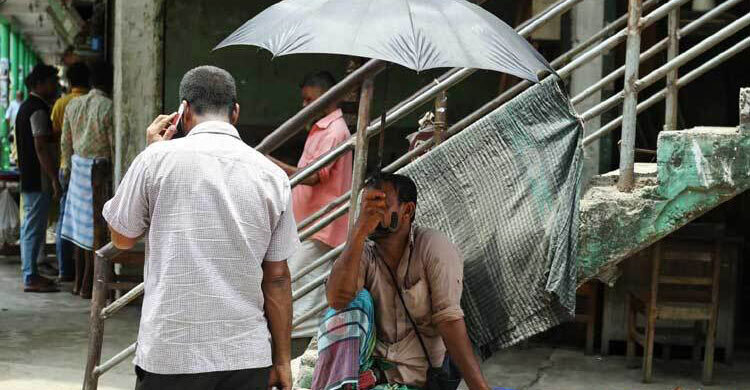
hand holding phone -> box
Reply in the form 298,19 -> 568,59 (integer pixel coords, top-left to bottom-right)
146,105 -> 182,146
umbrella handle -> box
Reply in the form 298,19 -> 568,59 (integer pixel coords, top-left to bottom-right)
376,63 -> 390,175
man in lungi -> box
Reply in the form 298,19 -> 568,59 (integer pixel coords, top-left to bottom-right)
51,61 -> 90,283
60,61 -> 114,298
318,174 -> 489,390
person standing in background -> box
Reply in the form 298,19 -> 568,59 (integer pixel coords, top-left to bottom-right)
50,62 -> 89,283
15,64 -> 61,293
6,90 -> 24,165
59,61 -> 113,298
5,90 -> 23,129
267,71 -> 353,359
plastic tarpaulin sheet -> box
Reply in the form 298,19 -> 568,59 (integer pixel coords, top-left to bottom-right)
0,189 -> 19,245
399,76 -> 583,354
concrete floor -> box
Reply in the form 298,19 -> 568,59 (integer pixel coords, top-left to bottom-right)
475,346 -> 750,390
0,255 -> 139,390
1,255 -> 748,390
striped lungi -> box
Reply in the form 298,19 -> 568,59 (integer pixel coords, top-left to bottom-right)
61,155 -> 97,250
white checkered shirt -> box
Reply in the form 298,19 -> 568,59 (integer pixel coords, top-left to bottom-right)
102,120 -> 300,374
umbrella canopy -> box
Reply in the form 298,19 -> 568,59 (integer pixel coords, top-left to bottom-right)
215,0 -> 553,82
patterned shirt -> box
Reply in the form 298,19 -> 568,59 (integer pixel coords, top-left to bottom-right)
102,120 -> 300,374
51,87 -> 89,135
60,89 -> 114,170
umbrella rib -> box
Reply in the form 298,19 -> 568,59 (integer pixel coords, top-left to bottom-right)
402,0 -> 420,69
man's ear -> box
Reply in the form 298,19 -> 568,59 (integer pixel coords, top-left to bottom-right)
230,103 -> 240,125
403,202 -> 416,222
178,100 -> 191,130
182,100 -> 192,119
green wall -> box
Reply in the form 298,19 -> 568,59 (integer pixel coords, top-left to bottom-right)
164,0 -> 520,159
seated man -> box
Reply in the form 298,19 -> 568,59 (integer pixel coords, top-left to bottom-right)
317,174 -> 489,390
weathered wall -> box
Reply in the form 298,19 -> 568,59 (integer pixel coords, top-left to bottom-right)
570,0 -> 604,183
578,126 -> 750,283
113,0 -> 164,184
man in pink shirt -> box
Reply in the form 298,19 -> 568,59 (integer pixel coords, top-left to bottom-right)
267,71 -> 353,359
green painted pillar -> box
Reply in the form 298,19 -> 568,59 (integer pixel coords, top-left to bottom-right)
23,45 -> 31,79
8,31 -> 16,103
0,23 -> 10,170
17,42 -> 25,97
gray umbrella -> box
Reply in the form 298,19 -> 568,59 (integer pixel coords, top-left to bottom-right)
215,0 -> 552,82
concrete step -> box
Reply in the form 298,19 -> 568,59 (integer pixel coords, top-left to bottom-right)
577,126 -> 750,285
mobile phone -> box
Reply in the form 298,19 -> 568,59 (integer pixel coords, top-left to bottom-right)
169,101 -> 186,137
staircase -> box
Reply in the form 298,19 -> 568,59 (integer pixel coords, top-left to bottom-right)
82,1 -> 750,388
578,124 -> 750,284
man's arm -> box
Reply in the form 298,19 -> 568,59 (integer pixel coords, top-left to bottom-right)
102,147 -> 151,250
60,107 -> 74,172
109,227 -> 139,250
31,110 -> 60,197
263,260 -> 293,390
326,189 -> 385,310
262,184 -> 299,390
437,319 -> 490,390
36,139 -> 61,198
266,155 -> 320,186
105,103 -> 115,164
33,137 -> 58,183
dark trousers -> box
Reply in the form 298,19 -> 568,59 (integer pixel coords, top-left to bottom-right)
135,365 -> 271,390
56,190 -> 74,277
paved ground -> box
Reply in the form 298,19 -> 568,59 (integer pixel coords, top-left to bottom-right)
0,255 -> 138,390
1,255 -> 748,390
474,346 -> 750,390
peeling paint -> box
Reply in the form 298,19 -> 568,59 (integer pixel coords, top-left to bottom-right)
577,126 -> 750,283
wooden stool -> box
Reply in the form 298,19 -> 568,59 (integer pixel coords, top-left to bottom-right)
576,281 -> 600,355
626,237 -> 722,384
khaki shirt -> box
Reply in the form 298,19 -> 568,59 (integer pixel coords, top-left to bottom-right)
358,226 -> 464,387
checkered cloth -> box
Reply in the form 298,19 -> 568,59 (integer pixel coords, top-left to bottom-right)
399,76 -> 583,355
62,154 -> 97,250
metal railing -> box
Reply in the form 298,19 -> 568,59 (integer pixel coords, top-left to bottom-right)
83,1 -> 750,388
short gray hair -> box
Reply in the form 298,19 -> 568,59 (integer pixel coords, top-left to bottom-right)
179,65 -> 237,117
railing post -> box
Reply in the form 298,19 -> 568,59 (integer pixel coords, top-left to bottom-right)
348,77 -> 375,230
664,6 -> 680,131
433,91 -> 447,145
83,252 -> 112,390
617,0 -> 643,192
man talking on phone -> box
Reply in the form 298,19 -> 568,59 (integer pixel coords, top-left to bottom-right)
103,66 -> 299,390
